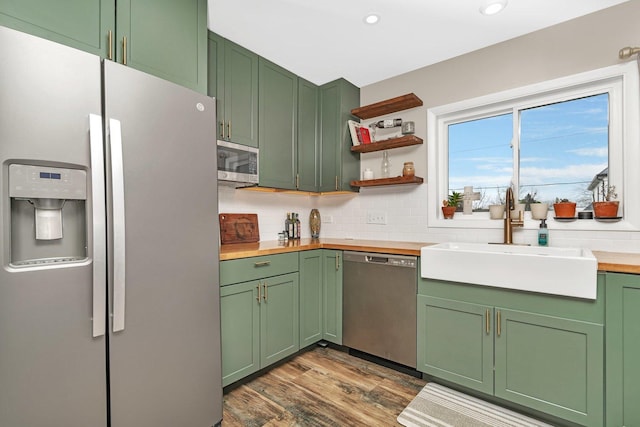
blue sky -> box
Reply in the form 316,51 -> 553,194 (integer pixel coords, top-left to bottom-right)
448,93 -> 609,208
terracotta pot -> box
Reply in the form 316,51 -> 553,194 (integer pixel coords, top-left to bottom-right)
553,202 -> 576,218
593,201 -> 619,218
442,206 -> 456,219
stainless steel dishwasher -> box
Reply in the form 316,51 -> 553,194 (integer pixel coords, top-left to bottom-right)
342,251 -> 417,368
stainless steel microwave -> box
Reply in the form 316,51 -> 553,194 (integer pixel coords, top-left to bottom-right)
216,140 -> 258,186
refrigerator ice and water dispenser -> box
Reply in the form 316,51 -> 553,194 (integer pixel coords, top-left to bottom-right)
8,164 -> 87,266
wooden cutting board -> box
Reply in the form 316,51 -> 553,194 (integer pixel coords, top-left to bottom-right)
219,213 -> 260,244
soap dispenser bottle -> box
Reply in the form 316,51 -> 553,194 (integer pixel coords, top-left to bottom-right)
538,219 -> 549,246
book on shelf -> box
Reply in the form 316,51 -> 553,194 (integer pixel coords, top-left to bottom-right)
347,120 -> 372,145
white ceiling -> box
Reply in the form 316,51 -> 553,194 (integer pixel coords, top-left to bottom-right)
208,0 -> 629,88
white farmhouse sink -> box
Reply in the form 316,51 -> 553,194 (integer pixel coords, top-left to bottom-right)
420,242 -> 598,299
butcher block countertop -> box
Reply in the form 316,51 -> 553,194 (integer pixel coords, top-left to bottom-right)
220,239 -> 640,274
219,238 -> 427,260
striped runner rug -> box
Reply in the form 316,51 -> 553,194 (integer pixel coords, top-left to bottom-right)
397,383 -> 554,427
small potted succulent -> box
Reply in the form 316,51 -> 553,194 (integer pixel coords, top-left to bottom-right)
592,184 -> 619,218
442,191 -> 462,219
553,198 -> 576,218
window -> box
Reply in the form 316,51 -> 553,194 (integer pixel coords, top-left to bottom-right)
428,62 -> 640,230
448,94 -> 609,211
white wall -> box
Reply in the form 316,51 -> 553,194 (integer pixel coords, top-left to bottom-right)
220,1 -> 640,252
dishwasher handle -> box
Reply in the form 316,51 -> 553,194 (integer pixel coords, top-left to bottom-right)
365,255 -> 389,264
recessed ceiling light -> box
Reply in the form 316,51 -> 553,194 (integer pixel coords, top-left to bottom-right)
364,14 -> 379,25
480,0 -> 508,16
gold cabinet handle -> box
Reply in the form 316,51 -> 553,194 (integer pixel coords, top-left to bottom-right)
263,282 -> 267,301
335,176 -> 338,191
256,284 -> 261,303
336,254 -> 340,271
296,174 -> 299,190
122,36 -> 127,65
108,30 -> 113,60
254,261 -> 271,267
219,122 -> 224,139
496,310 -> 501,337
485,309 -> 490,335
227,121 -> 231,140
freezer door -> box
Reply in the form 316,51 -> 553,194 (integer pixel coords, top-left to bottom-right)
103,60 -> 222,427
0,26 -> 107,427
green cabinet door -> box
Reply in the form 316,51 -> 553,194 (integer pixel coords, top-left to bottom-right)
116,0 -> 207,93
261,273 -> 300,366
319,78 -> 360,192
495,308 -> 603,427
417,296 -> 494,395
299,250 -> 323,347
258,58 -> 298,189
220,280 -> 260,387
322,250 -> 343,344
209,32 -> 259,146
297,78 -> 319,192
606,272 -> 640,427
0,0 -> 115,57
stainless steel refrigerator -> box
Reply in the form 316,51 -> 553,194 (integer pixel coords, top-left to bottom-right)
0,25 -> 222,427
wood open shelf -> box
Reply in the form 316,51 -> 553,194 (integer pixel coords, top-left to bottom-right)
350,175 -> 424,188
351,134 -> 423,153
351,93 -> 423,119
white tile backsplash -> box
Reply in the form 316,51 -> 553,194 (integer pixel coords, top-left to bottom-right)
219,184 -> 640,253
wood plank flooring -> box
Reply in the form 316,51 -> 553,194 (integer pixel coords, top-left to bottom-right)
222,346 -> 427,426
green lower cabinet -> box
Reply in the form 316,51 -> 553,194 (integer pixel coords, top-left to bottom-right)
220,272 -> 299,387
322,250 -> 343,344
494,308 -> 603,426
418,282 -> 604,427
606,272 -> 640,427
299,250 -> 323,347
220,280 -> 261,386
299,250 -> 343,347
417,296 -> 493,395
260,273 -> 300,366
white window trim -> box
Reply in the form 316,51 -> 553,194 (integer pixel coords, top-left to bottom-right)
427,62 -> 640,232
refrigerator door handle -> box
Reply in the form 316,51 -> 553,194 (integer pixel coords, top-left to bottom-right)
89,114 -> 107,338
109,118 -> 126,332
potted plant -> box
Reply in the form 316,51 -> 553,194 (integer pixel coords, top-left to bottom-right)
442,191 -> 462,219
553,198 -> 576,218
592,184 -> 619,218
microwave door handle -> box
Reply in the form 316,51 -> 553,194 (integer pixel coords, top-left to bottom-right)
109,118 -> 126,332
89,114 -> 106,338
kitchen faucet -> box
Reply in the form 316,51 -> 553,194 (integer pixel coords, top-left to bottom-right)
504,187 -> 524,244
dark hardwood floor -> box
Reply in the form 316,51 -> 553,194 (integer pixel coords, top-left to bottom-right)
222,346 -> 427,426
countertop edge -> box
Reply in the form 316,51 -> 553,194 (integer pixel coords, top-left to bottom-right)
220,240 -> 640,274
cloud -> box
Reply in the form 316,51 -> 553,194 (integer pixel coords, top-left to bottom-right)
567,147 -> 608,157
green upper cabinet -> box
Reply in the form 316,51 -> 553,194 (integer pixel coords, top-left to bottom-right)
0,0 -> 115,56
606,272 -> 640,427
208,32 -> 259,147
319,78 -> 360,192
0,0 -> 207,92
297,78 -> 320,192
116,0 -> 207,93
258,58 -> 298,189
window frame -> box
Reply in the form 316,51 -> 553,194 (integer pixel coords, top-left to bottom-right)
427,62 -> 640,231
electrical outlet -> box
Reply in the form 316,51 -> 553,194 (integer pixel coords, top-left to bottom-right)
366,211 -> 387,225
324,215 -> 334,223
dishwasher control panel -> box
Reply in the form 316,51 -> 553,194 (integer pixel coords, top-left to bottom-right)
387,257 -> 416,268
